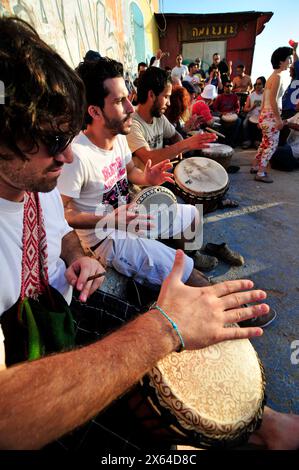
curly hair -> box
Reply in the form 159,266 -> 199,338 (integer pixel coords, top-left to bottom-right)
76,57 -> 123,125
165,85 -> 190,124
0,16 -> 85,160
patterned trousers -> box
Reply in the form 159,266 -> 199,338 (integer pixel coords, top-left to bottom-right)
255,110 -> 280,173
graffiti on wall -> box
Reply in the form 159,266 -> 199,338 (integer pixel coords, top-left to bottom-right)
0,0 -> 159,75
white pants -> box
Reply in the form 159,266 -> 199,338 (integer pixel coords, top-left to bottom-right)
94,204 -> 200,286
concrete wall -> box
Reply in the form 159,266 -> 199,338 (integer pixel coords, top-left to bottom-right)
0,0 -> 159,76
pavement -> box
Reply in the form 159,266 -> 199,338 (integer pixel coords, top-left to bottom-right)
204,148 -> 299,414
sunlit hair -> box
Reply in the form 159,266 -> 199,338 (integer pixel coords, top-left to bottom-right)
76,57 -> 123,125
0,16 -> 85,160
165,85 -> 190,124
271,47 -> 293,69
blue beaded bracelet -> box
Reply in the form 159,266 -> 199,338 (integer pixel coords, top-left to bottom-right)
151,303 -> 185,352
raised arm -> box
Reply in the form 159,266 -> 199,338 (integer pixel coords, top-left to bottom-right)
0,250 -> 268,449
132,132 -> 217,165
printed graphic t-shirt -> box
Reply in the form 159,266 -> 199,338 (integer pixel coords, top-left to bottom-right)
57,132 -> 132,248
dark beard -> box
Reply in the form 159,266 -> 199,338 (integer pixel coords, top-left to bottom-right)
102,111 -> 131,135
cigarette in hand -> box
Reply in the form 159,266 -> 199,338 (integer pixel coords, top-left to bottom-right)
87,272 -> 106,281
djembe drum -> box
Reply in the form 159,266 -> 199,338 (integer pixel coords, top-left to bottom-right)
173,157 -> 229,214
127,334 -> 266,449
221,113 -> 238,124
199,143 -> 234,169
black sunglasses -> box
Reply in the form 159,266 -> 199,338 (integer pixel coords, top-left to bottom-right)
225,84 -> 233,87
42,134 -> 74,157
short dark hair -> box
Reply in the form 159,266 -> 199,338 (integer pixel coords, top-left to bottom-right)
256,76 -> 266,87
76,57 -> 123,124
137,67 -> 171,104
84,50 -> 101,62
138,62 -> 147,72
271,47 -> 293,69
0,16 -> 85,160
237,64 -> 245,70
188,62 -> 196,72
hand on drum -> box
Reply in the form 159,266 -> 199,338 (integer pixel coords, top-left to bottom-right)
187,131 -> 217,151
103,203 -> 154,235
156,250 -> 269,350
143,159 -> 174,186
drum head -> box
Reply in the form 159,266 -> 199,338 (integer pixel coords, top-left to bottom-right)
174,157 -> 228,197
147,338 -> 265,443
249,114 -> 259,124
133,186 -> 177,239
222,113 -> 238,123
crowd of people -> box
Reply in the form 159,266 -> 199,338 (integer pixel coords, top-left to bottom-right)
1,16 -> 299,451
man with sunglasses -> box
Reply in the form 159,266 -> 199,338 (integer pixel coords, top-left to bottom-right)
1,17 -> 299,452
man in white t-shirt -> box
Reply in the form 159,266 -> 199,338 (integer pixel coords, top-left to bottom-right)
183,62 -> 201,94
58,58 -> 212,286
171,54 -> 188,82
0,17 -> 298,452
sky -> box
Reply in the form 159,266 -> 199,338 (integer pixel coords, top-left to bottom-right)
160,0 -> 299,83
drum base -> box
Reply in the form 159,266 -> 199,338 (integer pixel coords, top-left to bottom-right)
172,184 -> 229,214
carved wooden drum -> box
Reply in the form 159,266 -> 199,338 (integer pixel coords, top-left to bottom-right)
128,335 -> 266,448
173,157 -> 229,214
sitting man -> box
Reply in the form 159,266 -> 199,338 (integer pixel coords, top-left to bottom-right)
232,64 -> 253,112
58,57 -> 215,282
126,66 -> 216,167
270,101 -> 299,171
192,84 -> 218,128
2,17 -> 294,451
213,79 -> 242,148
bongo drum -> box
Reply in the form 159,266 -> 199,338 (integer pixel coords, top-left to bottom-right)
173,157 -> 229,214
199,143 -> 233,169
128,335 -> 266,448
133,186 -> 177,239
221,113 -> 238,124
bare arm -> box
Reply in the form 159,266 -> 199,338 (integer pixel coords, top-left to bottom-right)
133,132 -> 217,165
0,310 -> 178,449
0,250 -> 269,449
61,195 -> 102,229
269,74 -> 283,126
61,230 -> 87,265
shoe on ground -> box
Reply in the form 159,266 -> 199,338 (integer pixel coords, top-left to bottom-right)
255,173 -> 273,183
227,165 -> 240,174
242,141 -> 251,149
238,308 -> 277,328
250,167 -> 258,174
203,242 -> 245,266
192,251 -> 218,272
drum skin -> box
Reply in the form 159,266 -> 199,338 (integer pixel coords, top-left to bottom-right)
173,157 -> 229,214
133,186 -> 177,239
128,335 -> 266,449
200,143 -> 234,169
221,113 -> 238,123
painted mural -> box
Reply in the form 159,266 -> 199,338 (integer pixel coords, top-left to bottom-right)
0,0 -> 159,76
